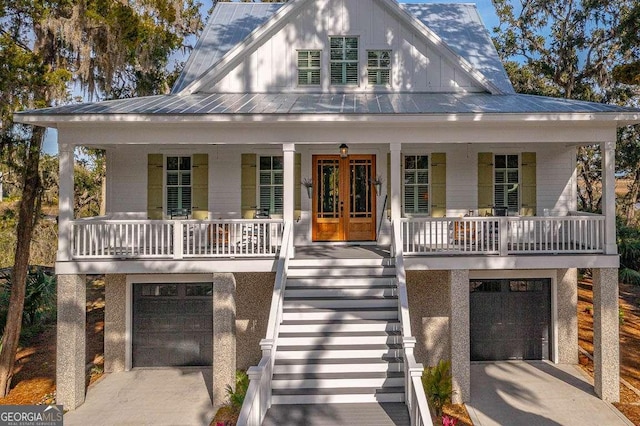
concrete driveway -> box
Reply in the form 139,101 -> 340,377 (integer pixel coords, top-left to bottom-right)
63,368 -> 216,426
467,362 -> 633,426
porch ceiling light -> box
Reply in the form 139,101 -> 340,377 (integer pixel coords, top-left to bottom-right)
339,143 -> 349,158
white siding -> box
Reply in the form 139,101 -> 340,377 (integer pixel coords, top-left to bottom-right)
107,146 -> 147,214
204,0 -> 485,94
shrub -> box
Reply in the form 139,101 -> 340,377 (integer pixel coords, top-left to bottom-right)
422,360 -> 454,417
225,370 -> 249,413
0,267 -> 57,340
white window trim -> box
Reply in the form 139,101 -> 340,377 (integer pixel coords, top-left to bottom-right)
257,155 -> 284,217
402,153 -> 431,217
329,35 -> 360,86
493,153 -> 521,215
164,154 -> 193,217
297,49 -> 322,87
366,49 -> 392,87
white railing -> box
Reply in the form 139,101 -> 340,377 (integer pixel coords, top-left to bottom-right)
69,218 -> 283,259
71,219 -> 174,258
402,215 -> 605,256
237,222 -> 292,426
182,220 -> 283,257
392,222 -> 434,426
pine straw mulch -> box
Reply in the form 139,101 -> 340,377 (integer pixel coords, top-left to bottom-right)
578,277 -> 640,426
0,276 -> 105,406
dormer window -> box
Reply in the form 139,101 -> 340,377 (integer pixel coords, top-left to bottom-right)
297,50 -> 321,86
367,50 -> 391,85
330,36 -> 359,85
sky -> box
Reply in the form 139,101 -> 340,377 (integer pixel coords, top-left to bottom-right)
42,0 -> 501,154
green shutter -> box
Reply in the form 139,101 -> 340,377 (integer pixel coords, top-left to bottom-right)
147,154 -> 164,219
295,153 -> 302,217
192,154 -> 209,220
478,152 -> 493,217
430,153 -> 446,217
241,154 -> 257,218
521,152 -> 537,216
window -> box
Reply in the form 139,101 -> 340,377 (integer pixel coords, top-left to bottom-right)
166,156 -> 191,215
470,280 -> 501,293
297,50 -> 321,86
494,154 -> 519,215
141,284 -> 178,297
403,155 -> 429,214
259,156 -> 283,215
330,36 -> 359,85
367,50 -> 391,85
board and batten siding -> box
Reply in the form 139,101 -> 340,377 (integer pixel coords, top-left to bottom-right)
203,0 -> 484,94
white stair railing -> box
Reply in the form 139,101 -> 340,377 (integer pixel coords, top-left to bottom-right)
237,222 -> 292,426
392,222 -> 434,426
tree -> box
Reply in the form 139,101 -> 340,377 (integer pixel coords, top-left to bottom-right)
492,0 -> 640,214
0,0 -> 202,397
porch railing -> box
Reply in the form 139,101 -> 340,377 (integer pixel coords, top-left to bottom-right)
69,218 -> 283,259
392,222 -> 434,426
402,214 -> 605,256
237,222 -> 292,426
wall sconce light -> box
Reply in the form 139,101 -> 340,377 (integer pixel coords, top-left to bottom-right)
302,178 -> 313,199
339,143 -> 349,158
370,176 -> 383,196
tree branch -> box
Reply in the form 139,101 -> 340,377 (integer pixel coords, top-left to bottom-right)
0,28 -> 33,53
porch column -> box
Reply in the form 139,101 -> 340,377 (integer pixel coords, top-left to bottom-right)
390,143 -> 402,241
601,141 -> 617,254
58,143 -> 75,261
104,274 -> 127,373
283,143 -> 295,256
213,273 -> 237,409
450,269 -> 470,403
556,268 -> 578,364
56,274 -> 86,410
592,268 -> 620,402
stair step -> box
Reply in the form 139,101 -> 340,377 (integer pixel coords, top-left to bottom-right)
285,288 -> 397,298
287,267 -> 396,278
279,331 -> 400,338
271,388 -> 405,404
285,277 -> 395,288
272,371 -> 404,380
282,309 -> 398,321
276,347 -> 402,360
279,321 -> 401,333
288,258 -> 393,268
271,376 -> 405,389
273,361 -> 403,375
283,298 -> 397,310
277,335 -> 401,347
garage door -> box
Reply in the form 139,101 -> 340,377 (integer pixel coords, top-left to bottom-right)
470,278 -> 550,361
133,283 -> 213,367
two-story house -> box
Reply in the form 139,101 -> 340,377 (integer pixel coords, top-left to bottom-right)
16,0 -> 640,423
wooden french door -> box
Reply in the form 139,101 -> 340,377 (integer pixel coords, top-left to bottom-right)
312,154 -> 376,241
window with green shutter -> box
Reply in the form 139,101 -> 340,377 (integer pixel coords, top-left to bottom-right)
494,154 -> 519,215
367,50 -> 391,85
166,156 -> 192,214
259,156 -> 284,215
403,155 -> 429,215
297,50 -> 321,86
330,36 -> 359,85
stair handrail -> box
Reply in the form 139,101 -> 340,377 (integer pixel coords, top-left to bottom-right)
237,221 -> 292,426
392,221 -> 434,426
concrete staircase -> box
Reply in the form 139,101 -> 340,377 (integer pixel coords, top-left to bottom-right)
271,258 -> 405,405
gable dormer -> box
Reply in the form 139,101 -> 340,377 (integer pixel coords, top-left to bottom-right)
176,0 -> 512,95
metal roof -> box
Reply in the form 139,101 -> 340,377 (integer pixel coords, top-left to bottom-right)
18,93 -> 639,118
171,2 -> 514,95
171,2 -> 285,93
401,3 -> 514,94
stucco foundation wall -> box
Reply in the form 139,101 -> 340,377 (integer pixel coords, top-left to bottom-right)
235,272 -> 275,370
104,274 -> 127,373
406,270 -> 451,367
